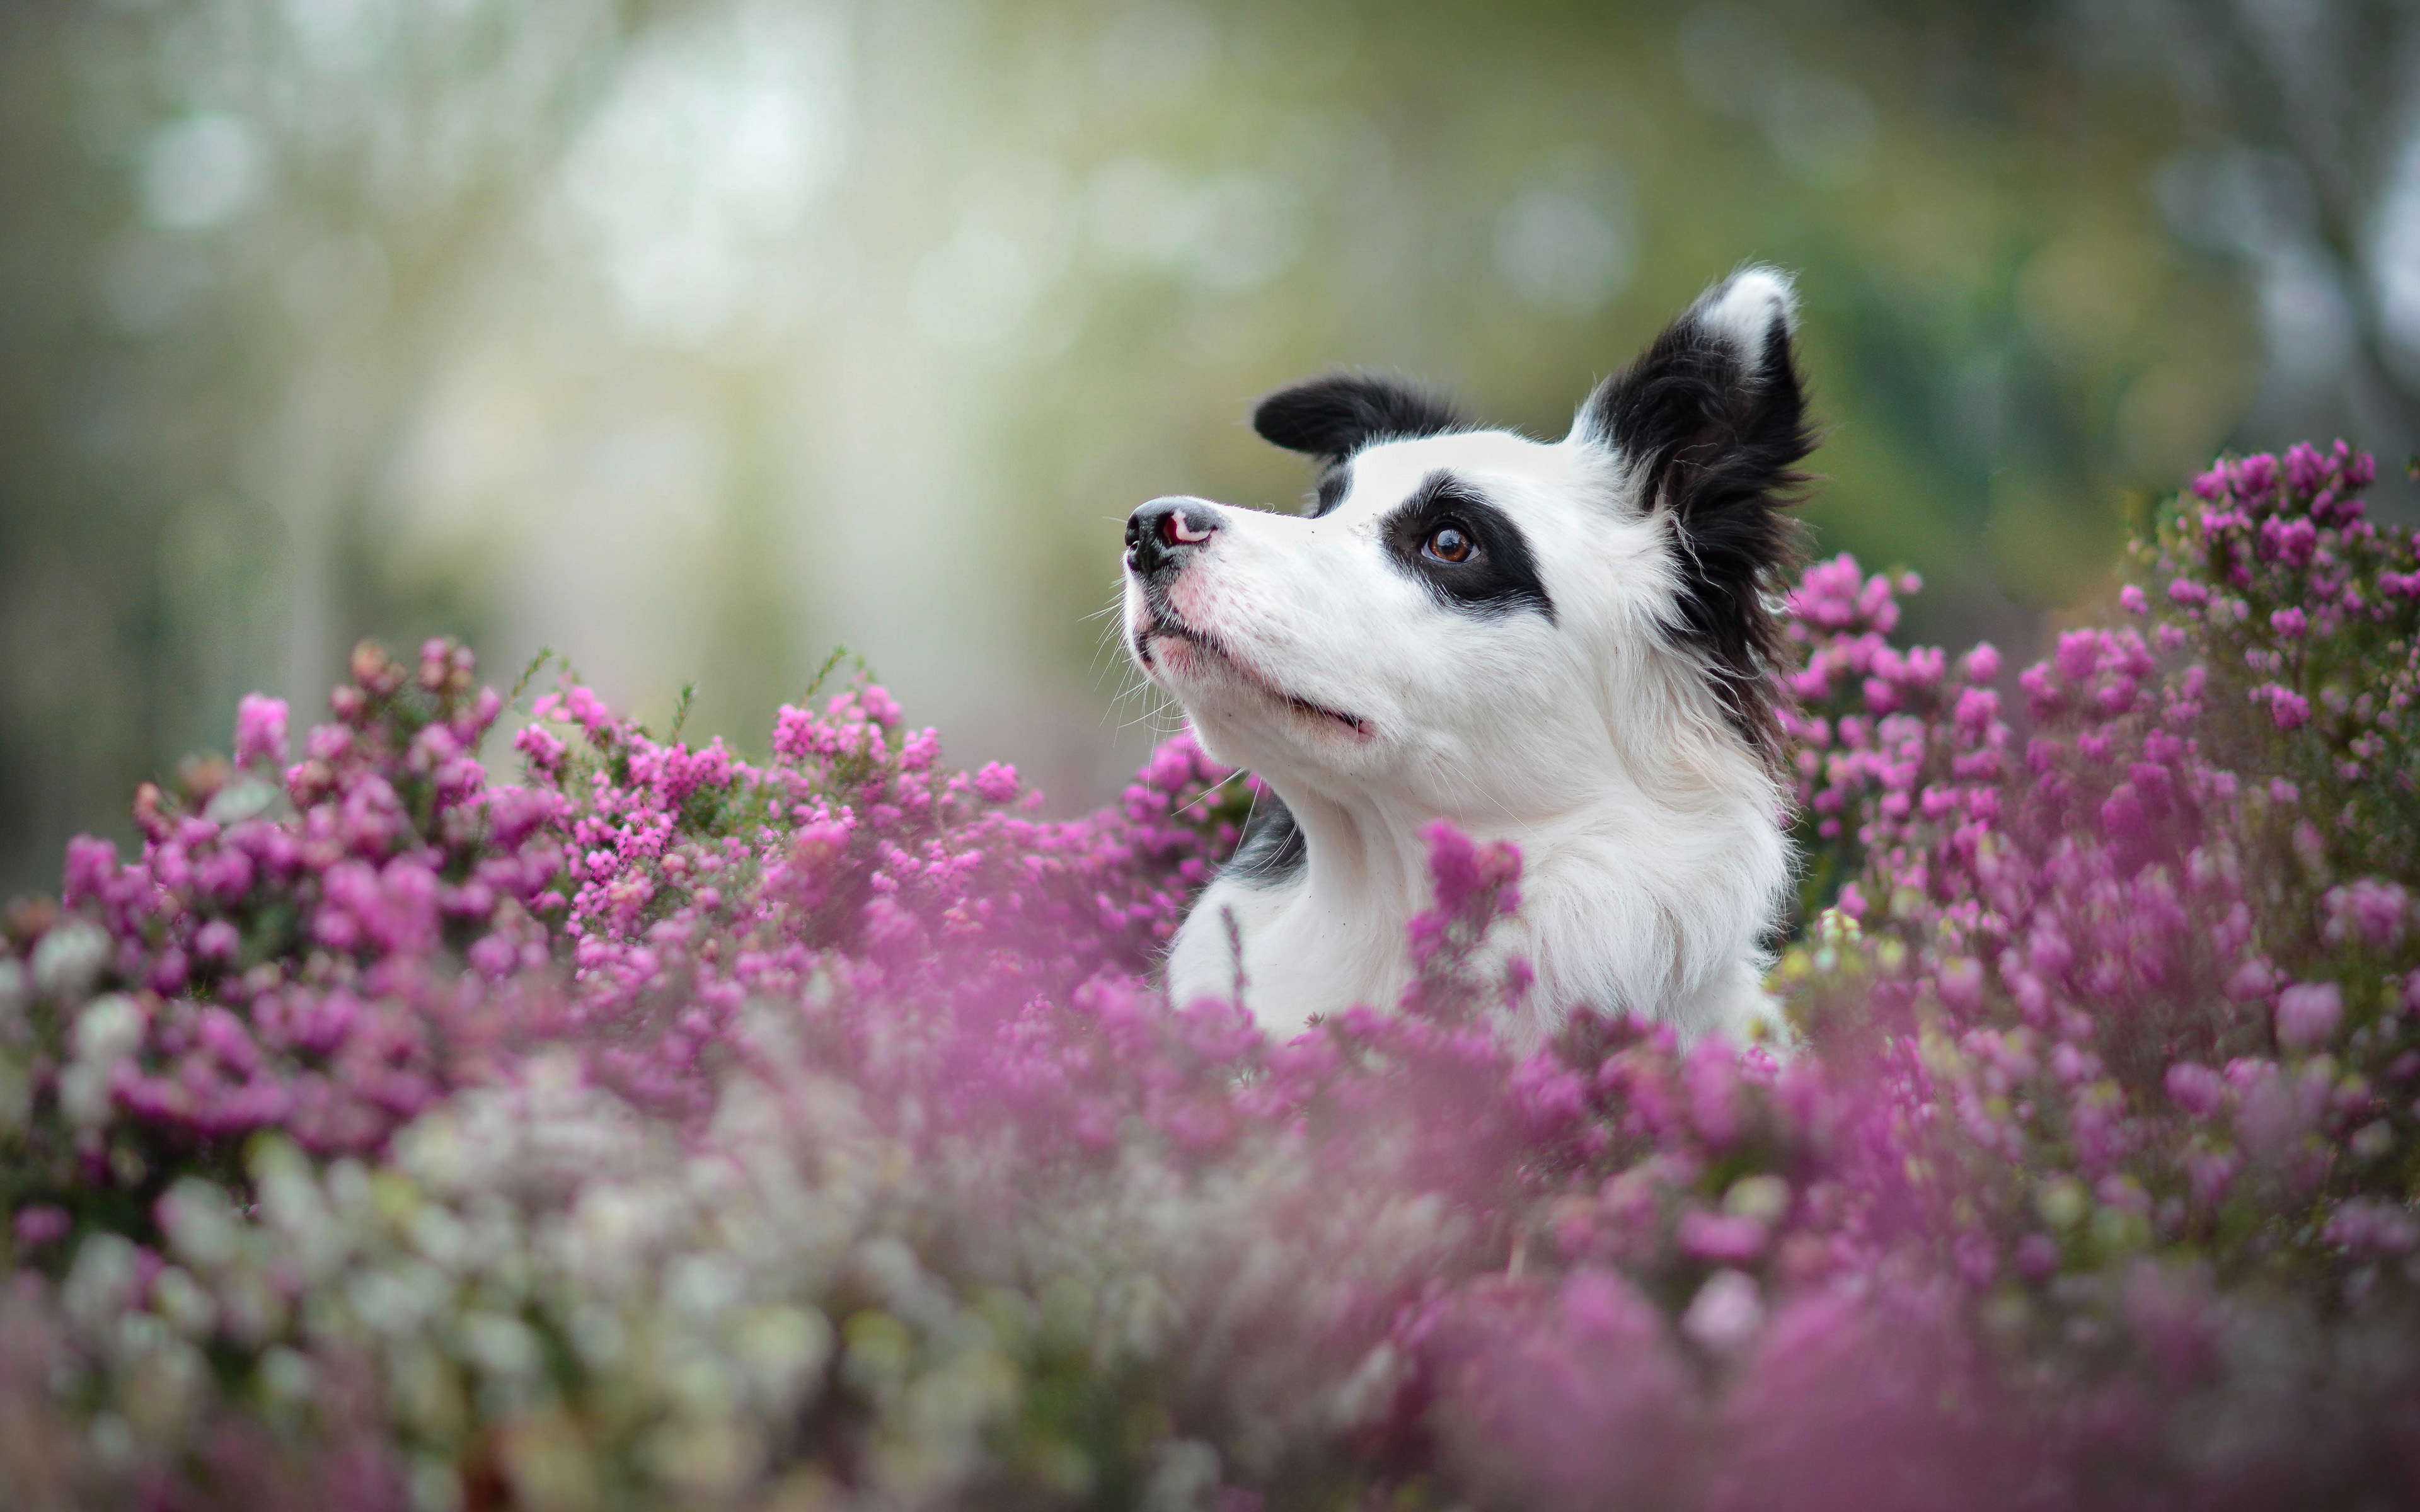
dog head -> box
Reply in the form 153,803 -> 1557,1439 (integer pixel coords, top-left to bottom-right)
1122,266 -> 1814,822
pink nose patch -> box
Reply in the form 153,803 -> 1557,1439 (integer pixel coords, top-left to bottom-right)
1165,513 -> 1215,546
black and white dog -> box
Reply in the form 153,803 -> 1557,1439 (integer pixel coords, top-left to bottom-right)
1122,267 -> 1814,1042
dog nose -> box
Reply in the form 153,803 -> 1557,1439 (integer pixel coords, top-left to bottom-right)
1125,496 -> 1224,579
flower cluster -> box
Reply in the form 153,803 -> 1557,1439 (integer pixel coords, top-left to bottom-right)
1,444 -> 2416,1511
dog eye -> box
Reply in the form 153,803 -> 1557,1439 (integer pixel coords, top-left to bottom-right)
1423,524 -> 1475,564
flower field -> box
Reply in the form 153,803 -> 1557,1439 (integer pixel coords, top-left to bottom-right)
3,442 -> 2418,1511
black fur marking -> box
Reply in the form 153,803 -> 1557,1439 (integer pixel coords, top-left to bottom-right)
1380,471 -> 1556,623
1253,373 -> 1461,462
1224,792 -> 1306,887
1310,465 -> 1351,518
1582,288 -> 1815,773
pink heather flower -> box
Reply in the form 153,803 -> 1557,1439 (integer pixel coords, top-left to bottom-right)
2225,957 -> 2276,1001
304,722 -> 352,764
2187,1147 -> 2243,1206
1677,1210 -> 1767,1263
2164,1061 -> 2227,1118
2237,453 -> 2278,500
8,453 -> 2416,1505
1786,554 -> 1866,629
2257,515 -> 2317,568
2324,1200 -> 2420,1256
2283,441 -> 2328,495
2269,607 -> 2307,638
2275,982 -> 2342,1051
2053,629 -> 2100,684
2019,667 -> 2061,720
12,1206 -> 70,1247
1417,821 -> 1518,924
2322,879 -> 2409,953
513,723 -> 567,776
63,834 -> 120,907
2119,584 -> 2148,616
771,703 -> 821,760
233,694 -> 289,766
1684,1041 -> 1742,1145
1857,571 -> 1901,633
1936,956 -> 1985,1012
1950,686 -> 1999,736
193,919 -> 241,962
2250,683 -> 2312,731
560,685 -> 614,735
973,762 -> 1022,804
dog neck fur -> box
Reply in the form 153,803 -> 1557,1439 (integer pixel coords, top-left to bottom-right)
1129,267 -> 1812,1044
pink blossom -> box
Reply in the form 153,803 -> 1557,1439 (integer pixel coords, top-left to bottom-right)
233,694 -> 289,766
2250,682 -> 2312,730
11,1207 -> 70,1247
2164,1062 -> 2226,1118
2275,982 -> 2342,1051
2322,879 -> 2409,953
1678,1210 -> 1768,1263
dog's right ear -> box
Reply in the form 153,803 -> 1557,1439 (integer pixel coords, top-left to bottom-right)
1252,373 -> 1461,462
1577,265 -> 1816,772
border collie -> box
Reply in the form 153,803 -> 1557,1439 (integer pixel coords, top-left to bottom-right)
1122,267 -> 1814,1043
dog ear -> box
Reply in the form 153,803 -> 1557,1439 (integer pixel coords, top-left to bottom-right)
1252,372 -> 1461,461
1581,265 -> 1816,764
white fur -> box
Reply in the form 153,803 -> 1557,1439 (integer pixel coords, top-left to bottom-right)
1126,275 -> 1798,1045
1693,265 -> 1796,362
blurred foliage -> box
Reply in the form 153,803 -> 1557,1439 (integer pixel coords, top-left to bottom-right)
1,0 -> 2411,894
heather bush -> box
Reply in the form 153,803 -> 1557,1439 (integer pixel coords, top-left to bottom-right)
1,442 -> 2416,1511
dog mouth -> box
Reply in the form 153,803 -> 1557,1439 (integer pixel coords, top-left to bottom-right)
1134,608 -> 1373,740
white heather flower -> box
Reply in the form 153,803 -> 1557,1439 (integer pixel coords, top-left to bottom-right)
158,1178 -> 243,1269
32,922 -> 109,1001
150,1268 -> 218,1338
71,992 -> 144,1062
729,1305 -> 833,1415
456,1312 -> 544,1380
60,994 -> 145,1129
1680,1269 -> 1766,1354
63,1235 -> 144,1333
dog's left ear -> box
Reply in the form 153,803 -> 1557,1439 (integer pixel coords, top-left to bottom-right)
1579,266 -> 1815,755
1253,372 -> 1461,462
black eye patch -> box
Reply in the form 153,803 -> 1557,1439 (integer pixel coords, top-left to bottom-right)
1380,472 -> 1555,622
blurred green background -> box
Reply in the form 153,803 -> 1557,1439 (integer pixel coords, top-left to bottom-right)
5,0 -> 2418,894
